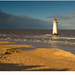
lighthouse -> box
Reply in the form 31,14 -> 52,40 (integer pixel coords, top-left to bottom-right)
52,18 -> 58,35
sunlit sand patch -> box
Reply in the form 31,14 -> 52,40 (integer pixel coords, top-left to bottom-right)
54,49 -> 75,58
0,41 -> 12,43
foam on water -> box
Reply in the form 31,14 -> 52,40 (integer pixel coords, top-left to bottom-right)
0,34 -> 75,46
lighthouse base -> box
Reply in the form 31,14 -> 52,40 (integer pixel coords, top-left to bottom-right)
45,34 -> 66,37
52,33 -> 58,35
45,34 -> 61,37
52,34 -> 59,37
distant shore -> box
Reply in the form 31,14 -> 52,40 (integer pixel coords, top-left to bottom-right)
0,41 -> 75,71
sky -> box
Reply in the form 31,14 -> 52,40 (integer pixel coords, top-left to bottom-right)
0,1 -> 75,29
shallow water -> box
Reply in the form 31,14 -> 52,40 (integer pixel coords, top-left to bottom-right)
0,30 -> 75,54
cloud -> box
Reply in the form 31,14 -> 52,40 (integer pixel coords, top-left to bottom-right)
48,12 -> 75,20
47,12 -> 75,29
69,12 -> 75,15
0,11 -> 52,29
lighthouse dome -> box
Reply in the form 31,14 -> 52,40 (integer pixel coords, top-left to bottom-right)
53,18 -> 57,21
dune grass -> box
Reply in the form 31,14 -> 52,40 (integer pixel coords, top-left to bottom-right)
0,48 -> 21,57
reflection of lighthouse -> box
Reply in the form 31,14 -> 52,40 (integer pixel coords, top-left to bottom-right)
52,18 -> 58,35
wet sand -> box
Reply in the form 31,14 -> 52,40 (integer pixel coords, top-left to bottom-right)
0,41 -> 32,52
0,41 -> 75,71
0,41 -> 12,43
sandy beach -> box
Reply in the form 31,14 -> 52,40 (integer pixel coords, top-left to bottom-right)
0,41 -> 75,71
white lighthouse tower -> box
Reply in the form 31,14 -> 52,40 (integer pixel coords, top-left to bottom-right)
52,18 -> 58,35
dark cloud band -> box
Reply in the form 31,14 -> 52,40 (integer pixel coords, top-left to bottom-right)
0,11 -> 52,29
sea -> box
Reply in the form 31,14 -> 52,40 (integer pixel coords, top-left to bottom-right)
0,29 -> 75,54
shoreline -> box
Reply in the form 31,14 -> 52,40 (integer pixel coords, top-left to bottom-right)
0,41 -> 75,71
